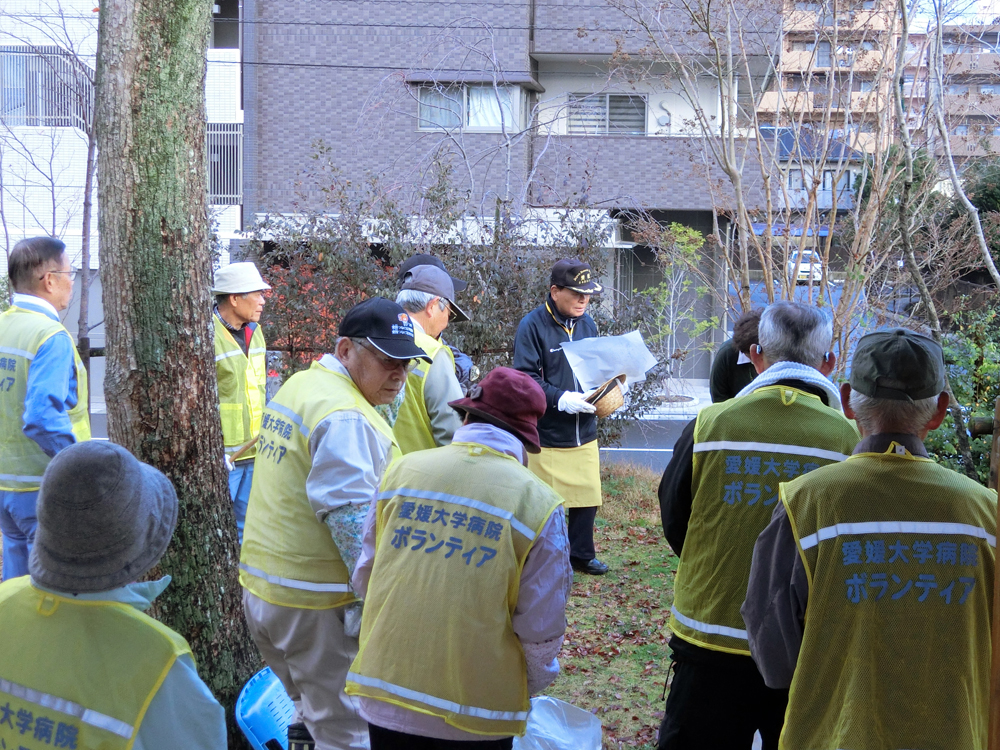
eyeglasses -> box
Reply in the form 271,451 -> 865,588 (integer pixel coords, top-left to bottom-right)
355,340 -> 418,373
39,268 -> 78,282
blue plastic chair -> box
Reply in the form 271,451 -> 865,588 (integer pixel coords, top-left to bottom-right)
236,667 -> 296,750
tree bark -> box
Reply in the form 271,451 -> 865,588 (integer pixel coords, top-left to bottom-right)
77,129 -> 97,414
95,0 -> 258,744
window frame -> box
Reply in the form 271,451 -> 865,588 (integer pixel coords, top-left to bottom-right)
416,83 -> 521,133
566,92 -> 648,137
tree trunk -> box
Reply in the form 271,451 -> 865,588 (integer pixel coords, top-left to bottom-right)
95,1 -> 258,745
77,129 -> 97,414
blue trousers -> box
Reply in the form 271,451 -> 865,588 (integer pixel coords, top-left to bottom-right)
229,461 -> 254,545
0,489 -> 39,580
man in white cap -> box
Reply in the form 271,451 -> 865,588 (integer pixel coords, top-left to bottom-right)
0,440 -> 226,749
212,261 -> 270,542
393,264 -> 470,454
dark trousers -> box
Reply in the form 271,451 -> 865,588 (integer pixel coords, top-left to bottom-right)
368,724 -> 513,749
567,505 -> 598,561
658,640 -> 788,750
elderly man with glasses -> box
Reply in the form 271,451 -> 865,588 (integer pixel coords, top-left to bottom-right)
392,263 -> 471,454
239,297 -> 431,750
0,236 -> 90,581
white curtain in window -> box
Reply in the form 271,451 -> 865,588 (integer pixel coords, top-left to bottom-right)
467,85 -> 512,130
419,86 -> 462,129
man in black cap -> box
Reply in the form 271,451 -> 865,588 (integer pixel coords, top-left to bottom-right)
743,329 -> 996,750
513,258 -> 608,575
394,264 -> 471,454
240,297 -> 431,750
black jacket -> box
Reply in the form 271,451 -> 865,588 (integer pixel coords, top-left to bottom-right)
513,298 -> 598,448
709,338 -> 757,403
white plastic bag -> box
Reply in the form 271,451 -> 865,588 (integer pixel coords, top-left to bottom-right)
512,696 -> 602,750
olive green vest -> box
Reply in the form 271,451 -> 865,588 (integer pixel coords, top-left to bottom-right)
0,305 -> 90,491
780,444 -> 997,750
347,442 -> 563,736
393,328 -> 456,455
213,316 -> 267,460
239,360 -> 398,609
669,385 -> 860,654
0,576 -> 191,750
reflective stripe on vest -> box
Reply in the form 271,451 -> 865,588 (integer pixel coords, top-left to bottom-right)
0,307 -> 90,491
669,385 -> 860,655
0,676 -> 134,738
214,317 -> 267,458
780,446 -> 997,750
240,361 -> 397,609
347,442 -> 564,736
238,563 -> 352,593
347,671 -> 529,722
393,329 -> 455,455
0,577 -> 191,750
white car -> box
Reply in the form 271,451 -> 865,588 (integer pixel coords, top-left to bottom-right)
788,249 -> 823,284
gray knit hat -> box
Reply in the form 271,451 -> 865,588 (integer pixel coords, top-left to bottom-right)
29,441 -> 179,593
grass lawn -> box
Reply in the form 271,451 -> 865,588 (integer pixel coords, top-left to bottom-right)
545,462 -> 678,750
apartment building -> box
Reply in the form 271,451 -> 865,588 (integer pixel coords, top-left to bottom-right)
935,25 -> 1000,159
242,0 -> 785,376
0,1 -> 244,274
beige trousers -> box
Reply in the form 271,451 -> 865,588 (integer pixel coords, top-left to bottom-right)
243,590 -> 369,750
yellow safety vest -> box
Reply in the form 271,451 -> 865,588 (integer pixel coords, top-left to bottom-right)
780,444 -> 997,750
393,328 -> 456,455
240,360 -> 398,609
669,385 -> 860,654
214,316 -> 267,460
0,576 -> 192,750
0,305 -> 90,491
346,442 -> 563,737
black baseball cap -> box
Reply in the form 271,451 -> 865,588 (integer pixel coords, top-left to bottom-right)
398,253 -> 468,292
338,298 -> 432,362
401,265 -> 471,323
550,259 -> 603,294
849,329 -> 945,402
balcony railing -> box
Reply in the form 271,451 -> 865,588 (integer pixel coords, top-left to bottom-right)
208,123 -> 242,206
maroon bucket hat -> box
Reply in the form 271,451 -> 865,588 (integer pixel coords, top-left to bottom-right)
449,367 -> 547,453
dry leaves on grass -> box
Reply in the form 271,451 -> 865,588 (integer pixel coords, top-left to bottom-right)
544,463 -> 678,750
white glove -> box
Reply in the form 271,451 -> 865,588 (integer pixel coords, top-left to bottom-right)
558,391 -> 597,415
224,455 -> 235,472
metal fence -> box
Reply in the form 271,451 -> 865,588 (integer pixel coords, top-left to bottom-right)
0,45 -> 93,131
208,122 -> 242,205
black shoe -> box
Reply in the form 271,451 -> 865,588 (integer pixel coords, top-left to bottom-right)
571,557 -> 609,575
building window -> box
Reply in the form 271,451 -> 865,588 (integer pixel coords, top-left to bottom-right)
208,123 -> 242,206
954,123 -> 969,135
567,93 -> 646,136
211,0 -> 240,50
787,169 -> 804,190
822,169 -> 852,193
417,84 -> 518,132
0,46 -> 92,130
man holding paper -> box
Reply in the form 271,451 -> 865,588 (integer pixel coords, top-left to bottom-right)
513,259 -> 608,576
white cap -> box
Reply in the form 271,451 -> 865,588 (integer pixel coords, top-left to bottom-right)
212,262 -> 271,294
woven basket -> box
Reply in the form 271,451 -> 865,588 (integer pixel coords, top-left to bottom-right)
586,374 -> 627,418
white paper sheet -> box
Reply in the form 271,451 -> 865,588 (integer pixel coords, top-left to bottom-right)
560,330 -> 659,392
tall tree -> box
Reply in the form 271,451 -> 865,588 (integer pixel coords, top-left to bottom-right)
94,0 -> 257,743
